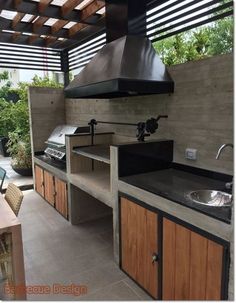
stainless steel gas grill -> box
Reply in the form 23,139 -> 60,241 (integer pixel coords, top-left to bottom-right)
36,124 -> 90,171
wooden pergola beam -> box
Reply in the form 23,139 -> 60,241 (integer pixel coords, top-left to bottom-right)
45,36 -> 57,47
69,0 -> 104,37
0,30 -> 65,49
69,23 -> 87,37
39,0 -> 52,13
0,15 -> 105,48
81,0 -> 104,20
28,34 -> 38,44
33,16 -> 48,32
0,0 -> 104,25
14,0 -> 22,7
12,12 -> 24,29
12,31 -> 21,42
51,19 -> 68,34
61,0 -> 84,17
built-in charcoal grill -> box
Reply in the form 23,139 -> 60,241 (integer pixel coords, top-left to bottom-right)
42,124 -> 90,169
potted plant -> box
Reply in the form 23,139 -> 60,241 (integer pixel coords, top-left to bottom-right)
7,131 -> 32,176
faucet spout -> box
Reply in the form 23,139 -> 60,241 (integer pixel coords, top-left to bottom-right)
216,143 -> 233,160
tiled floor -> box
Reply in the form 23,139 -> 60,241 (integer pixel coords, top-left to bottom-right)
16,190 -> 151,301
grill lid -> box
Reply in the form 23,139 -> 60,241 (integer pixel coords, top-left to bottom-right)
46,125 -> 82,146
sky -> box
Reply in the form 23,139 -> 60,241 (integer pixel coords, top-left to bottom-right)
19,70 -> 46,82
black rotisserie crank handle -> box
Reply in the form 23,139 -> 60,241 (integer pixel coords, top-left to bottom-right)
156,115 -> 168,121
88,115 -> 168,143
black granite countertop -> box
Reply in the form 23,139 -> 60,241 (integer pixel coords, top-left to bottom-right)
120,168 -> 232,224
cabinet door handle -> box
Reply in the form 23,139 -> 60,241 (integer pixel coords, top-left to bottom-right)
152,253 -> 159,264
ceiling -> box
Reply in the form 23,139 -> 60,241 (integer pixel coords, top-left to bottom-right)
0,0 -> 107,50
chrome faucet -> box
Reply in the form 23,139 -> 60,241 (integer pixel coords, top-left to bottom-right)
216,143 -> 233,190
216,143 -> 234,159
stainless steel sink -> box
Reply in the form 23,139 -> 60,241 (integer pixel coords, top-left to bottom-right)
187,190 -> 232,207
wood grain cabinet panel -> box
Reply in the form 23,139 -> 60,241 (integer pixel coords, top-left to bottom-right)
55,178 -> 68,219
163,218 -> 224,300
44,170 -> 55,206
34,165 -> 44,197
34,165 -> 68,220
120,197 -> 158,299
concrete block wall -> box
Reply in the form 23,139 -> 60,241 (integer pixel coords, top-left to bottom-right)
66,53 -> 233,175
28,87 -> 65,154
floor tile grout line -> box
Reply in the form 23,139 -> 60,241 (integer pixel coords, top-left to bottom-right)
122,279 -> 151,300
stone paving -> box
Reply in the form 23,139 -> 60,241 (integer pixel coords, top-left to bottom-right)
0,155 -> 33,191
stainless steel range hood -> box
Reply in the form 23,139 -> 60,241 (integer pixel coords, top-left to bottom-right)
65,0 -> 174,99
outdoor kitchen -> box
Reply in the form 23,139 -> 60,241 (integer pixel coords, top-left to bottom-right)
0,0 -> 234,301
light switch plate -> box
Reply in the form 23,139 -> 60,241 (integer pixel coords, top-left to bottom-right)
185,148 -> 197,160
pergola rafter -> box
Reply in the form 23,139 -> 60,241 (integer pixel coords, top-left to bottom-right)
38,0 -> 53,13
0,0 -> 105,25
0,0 -> 106,49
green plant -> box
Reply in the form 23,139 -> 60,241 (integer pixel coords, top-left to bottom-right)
153,17 -> 233,66
5,75 -> 63,168
0,98 -> 14,137
7,131 -> 32,169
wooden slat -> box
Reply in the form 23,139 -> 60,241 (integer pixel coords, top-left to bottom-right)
14,0 -> 22,7
189,232 -> 208,299
174,223 -> 191,300
44,171 -> 55,206
33,16 -> 48,32
51,19 -> 68,34
28,34 -> 38,44
34,165 -> 44,197
12,12 -> 24,29
136,202 -> 147,289
80,0 -> 104,19
12,31 -> 21,42
206,240 -> 223,300
163,218 -> 176,300
45,36 -> 58,46
39,0 -> 52,13
61,0 -> 84,16
69,0 -> 104,36
121,197 -> 137,279
69,23 -> 87,37
55,178 -> 68,218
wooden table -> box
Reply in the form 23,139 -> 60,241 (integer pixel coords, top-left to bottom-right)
0,194 -> 26,300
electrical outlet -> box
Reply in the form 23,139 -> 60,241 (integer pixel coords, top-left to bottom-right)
185,148 -> 197,160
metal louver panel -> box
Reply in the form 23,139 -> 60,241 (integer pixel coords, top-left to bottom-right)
146,0 -> 233,43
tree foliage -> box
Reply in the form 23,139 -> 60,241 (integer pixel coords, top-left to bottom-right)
153,17 -> 233,66
0,73 -> 63,168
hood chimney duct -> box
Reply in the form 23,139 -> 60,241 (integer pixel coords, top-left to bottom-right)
105,0 -> 146,43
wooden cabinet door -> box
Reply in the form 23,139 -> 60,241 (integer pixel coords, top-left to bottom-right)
163,218 -> 224,300
120,197 -> 158,299
34,165 -> 44,197
55,178 -> 68,219
44,170 -> 55,206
